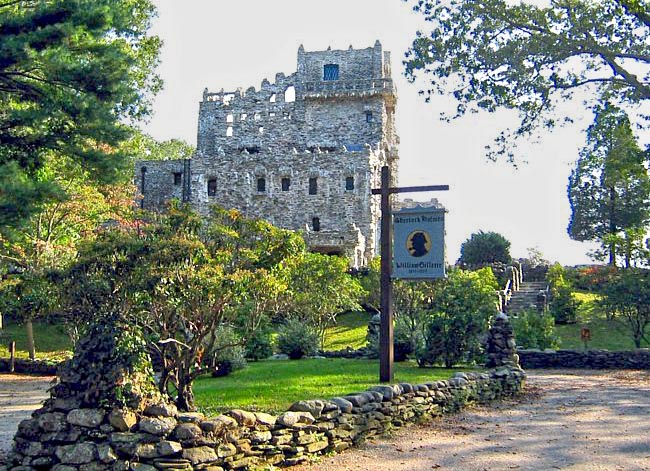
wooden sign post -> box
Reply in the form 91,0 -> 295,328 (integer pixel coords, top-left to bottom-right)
372,165 -> 449,383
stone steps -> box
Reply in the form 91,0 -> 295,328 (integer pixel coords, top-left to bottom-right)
507,281 -> 548,314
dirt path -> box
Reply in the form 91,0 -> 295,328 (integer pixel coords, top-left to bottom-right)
296,370 -> 650,471
1,370 -> 649,469
0,374 -> 54,462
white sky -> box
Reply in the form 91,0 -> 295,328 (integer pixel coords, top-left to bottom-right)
142,0 -> 645,266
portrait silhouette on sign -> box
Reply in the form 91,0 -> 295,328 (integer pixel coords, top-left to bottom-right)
407,231 -> 431,258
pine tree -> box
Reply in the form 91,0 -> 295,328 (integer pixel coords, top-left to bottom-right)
0,0 -> 162,230
568,103 -> 650,266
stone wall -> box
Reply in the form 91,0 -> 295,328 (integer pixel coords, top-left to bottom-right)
3,367 -> 525,471
518,348 -> 650,369
0,358 -> 59,375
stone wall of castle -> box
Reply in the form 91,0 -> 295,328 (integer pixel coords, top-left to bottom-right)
138,41 -> 399,266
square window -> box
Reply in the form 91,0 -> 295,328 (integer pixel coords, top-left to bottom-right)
173,172 -> 182,185
346,176 -> 354,191
312,217 -> 321,232
323,64 -> 339,81
281,177 -> 290,191
257,177 -> 266,192
309,177 -> 318,195
207,178 -> 217,196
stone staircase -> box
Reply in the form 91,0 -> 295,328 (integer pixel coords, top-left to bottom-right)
507,281 -> 548,314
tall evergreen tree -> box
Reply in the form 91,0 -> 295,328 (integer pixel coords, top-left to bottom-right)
0,0 -> 162,230
568,103 -> 650,267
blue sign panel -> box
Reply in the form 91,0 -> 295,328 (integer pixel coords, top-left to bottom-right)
392,205 -> 445,279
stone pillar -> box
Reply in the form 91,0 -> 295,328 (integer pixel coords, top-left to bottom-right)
485,312 -> 520,368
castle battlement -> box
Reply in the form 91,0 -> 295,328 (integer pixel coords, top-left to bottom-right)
137,42 -> 399,266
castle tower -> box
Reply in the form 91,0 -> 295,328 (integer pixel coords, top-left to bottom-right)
138,42 -> 399,266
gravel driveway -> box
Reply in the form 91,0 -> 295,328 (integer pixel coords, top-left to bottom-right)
0,374 -> 54,463
1,370 -> 648,470
296,369 -> 650,471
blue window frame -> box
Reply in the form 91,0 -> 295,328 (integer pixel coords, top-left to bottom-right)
323,64 -> 339,81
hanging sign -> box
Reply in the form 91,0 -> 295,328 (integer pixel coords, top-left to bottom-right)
392,205 -> 445,279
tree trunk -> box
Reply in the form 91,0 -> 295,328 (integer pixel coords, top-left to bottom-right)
25,320 -> 36,360
175,377 -> 196,412
608,187 -> 617,266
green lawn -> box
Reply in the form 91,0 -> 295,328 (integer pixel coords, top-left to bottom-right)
554,292 -> 647,350
194,358 -> 471,414
0,319 -> 73,361
323,311 -> 370,351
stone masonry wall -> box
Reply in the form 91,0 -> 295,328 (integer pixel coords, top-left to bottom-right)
0,358 -> 58,375
518,349 -> 650,369
4,367 -> 525,471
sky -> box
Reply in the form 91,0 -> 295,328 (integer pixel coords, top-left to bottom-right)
142,0 -> 645,266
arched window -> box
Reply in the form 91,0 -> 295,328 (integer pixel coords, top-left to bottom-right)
345,176 -> 354,191
309,177 -> 318,195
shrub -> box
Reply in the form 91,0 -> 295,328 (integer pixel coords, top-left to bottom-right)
417,268 -> 498,367
244,328 -> 273,361
209,326 -> 247,378
511,309 -> 559,350
459,230 -> 512,266
600,268 -> 650,348
276,319 -> 319,359
549,286 -> 580,324
546,263 -> 580,324
366,315 -> 423,362
393,318 -> 421,362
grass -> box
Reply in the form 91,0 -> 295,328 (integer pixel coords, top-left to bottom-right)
0,318 -> 73,361
194,358 -> 473,414
554,291 -> 647,350
323,311 -> 370,351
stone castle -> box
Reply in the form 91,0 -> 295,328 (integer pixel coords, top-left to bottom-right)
137,41 -> 399,266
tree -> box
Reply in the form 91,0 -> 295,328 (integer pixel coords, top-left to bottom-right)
546,263 -> 580,324
568,103 -> 650,267
122,131 -> 195,162
0,154 -> 135,353
58,204 -> 301,411
404,0 -> 650,161
600,268 -> 650,348
417,267 -> 499,367
280,252 -> 363,349
459,230 -> 512,266
0,0 -> 162,228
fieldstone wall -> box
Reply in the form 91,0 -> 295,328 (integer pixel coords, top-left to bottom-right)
3,367 -> 525,471
518,349 -> 650,369
485,312 -> 520,368
0,358 -> 59,375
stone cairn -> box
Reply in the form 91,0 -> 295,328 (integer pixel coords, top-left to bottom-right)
485,312 -> 520,368
5,315 -> 526,471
